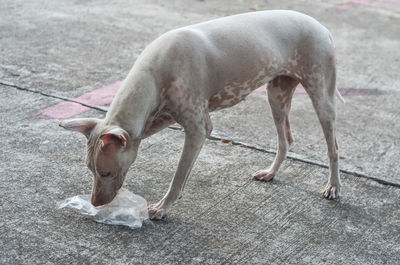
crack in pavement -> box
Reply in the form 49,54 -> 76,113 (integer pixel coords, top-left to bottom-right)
2,80 -> 399,189
0,81 -> 107,113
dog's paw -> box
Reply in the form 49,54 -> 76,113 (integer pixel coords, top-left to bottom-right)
148,203 -> 168,220
252,170 -> 275,182
323,183 -> 340,200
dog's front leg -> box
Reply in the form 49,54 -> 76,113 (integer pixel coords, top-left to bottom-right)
148,115 -> 210,220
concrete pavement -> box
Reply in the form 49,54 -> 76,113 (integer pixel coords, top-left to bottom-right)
1,0 -> 399,264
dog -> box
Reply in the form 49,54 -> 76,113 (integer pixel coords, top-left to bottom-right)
60,10 -> 344,220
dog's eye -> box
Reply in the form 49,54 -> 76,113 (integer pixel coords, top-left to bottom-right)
99,172 -> 112,178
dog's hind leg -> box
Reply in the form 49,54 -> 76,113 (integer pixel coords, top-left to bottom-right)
253,76 -> 298,181
303,66 -> 341,199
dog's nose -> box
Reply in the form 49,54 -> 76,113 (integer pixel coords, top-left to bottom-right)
91,197 -> 104,207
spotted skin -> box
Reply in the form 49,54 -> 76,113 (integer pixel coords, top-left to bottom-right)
59,10 -> 343,220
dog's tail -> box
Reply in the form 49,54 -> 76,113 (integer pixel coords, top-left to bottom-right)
336,88 -> 345,103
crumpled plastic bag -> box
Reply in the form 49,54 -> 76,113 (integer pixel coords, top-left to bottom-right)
57,188 -> 148,229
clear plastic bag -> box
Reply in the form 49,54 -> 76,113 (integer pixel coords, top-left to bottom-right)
57,188 -> 148,229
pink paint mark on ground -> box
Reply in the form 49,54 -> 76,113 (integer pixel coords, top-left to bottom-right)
38,80 -> 381,120
339,88 -> 383,96
376,0 -> 400,7
38,81 -> 122,119
332,0 -> 375,12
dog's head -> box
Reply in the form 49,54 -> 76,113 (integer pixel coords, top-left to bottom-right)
59,118 -> 139,206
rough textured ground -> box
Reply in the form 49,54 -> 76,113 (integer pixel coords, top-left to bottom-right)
1,0 -> 399,264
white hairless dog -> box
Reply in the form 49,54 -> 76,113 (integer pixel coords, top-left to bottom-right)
60,10 -> 344,220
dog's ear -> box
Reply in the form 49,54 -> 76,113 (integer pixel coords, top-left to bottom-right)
59,118 -> 100,139
100,127 -> 128,148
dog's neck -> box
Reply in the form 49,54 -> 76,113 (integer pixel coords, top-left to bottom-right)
104,71 -> 159,140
